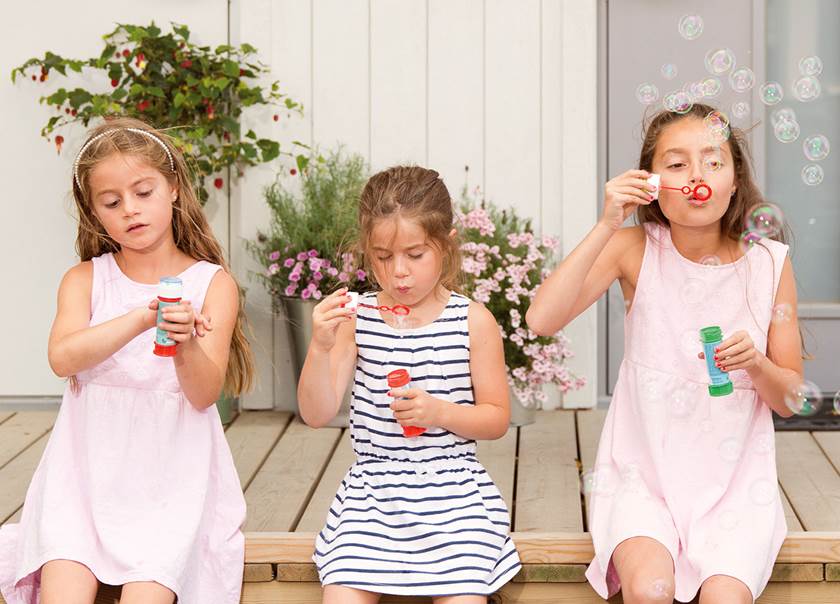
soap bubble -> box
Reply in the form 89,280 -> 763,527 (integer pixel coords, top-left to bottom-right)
636,83 -> 660,105
753,433 -> 774,455
661,63 -> 678,80
705,48 -> 735,74
671,90 -> 693,114
702,150 -> 724,172
760,81 -> 784,105
785,381 -> 823,416
647,578 -> 673,601
774,118 -> 800,143
702,77 -> 722,98
700,255 -> 722,266
686,81 -> 706,103
704,110 -> 730,143
834,391 -> 840,414
802,164 -> 824,186
586,465 -> 618,497
678,15 -> 704,40
671,388 -> 696,418
729,67 -> 756,92
746,203 -> 784,237
739,229 -> 762,253
680,278 -> 705,305
771,107 -> 797,127
731,101 -> 751,119
771,303 -> 792,324
803,134 -> 830,161
719,437 -> 742,463
799,55 -> 823,77
793,76 -> 821,102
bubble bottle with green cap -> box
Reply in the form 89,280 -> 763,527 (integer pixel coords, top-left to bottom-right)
699,326 -> 733,396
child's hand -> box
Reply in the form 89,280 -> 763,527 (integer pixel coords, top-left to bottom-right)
310,287 -> 355,353
600,169 -> 656,231
697,330 -> 758,372
389,388 -> 445,429
152,299 -> 214,342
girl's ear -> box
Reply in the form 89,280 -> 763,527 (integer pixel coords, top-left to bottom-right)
449,227 -> 457,238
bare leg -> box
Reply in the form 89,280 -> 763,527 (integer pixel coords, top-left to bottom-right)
119,581 -> 176,604
40,560 -> 98,604
434,595 -> 487,604
322,584 -> 381,604
612,536 -> 676,604
699,574 -> 753,604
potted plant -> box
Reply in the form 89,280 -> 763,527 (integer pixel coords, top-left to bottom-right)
457,183 -> 586,422
11,21 -> 308,203
248,148 -> 371,422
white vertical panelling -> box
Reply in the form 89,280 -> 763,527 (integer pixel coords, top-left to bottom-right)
560,0 -> 598,408
427,0 -> 485,198
233,0 -> 313,409
484,0 -> 542,226
541,0 -> 563,240
370,0 -> 427,170
312,0 -> 370,159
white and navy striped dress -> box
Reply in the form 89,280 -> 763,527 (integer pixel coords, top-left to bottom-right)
314,291 -> 521,596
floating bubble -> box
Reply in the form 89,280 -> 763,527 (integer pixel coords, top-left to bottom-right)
753,433 -> 774,455
729,67 -> 756,92
798,55 -> 823,77
671,388 -> 696,418
705,48 -> 735,75
834,391 -> 840,414
771,107 -> 797,127
587,465 -> 619,497
771,303 -> 793,324
793,76 -> 822,102
749,479 -> 777,506
774,118 -> 800,143
680,278 -> 705,304
636,82 -> 660,105
581,470 -> 594,495
647,578 -> 673,601
704,110 -> 730,144
719,437 -> 742,463
760,81 -> 784,105
731,101 -> 751,119
678,15 -> 704,40
702,77 -> 722,98
746,203 -> 784,237
739,229 -> 762,253
700,254 -> 722,266
685,81 -> 706,103
803,135 -> 830,161
802,164 -> 824,186
671,90 -> 693,114
661,63 -> 678,80
702,152 -> 724,172
784,380 -> 823,416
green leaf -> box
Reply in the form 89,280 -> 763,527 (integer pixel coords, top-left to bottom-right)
68,89 -> 93,108
174,92 -> 186,108
213,76 -> 230,90
147,86 -> 165,98
245,129 -> 256,140
129,83 -> 145,96
47,89 -> 68,105
240,43 -> 256,54
222,60 -> 239,78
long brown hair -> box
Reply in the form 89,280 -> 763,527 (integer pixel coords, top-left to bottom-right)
357,166 -> 463,293
71,116 -> 254,395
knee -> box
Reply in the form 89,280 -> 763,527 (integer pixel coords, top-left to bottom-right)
623,576 -> 675,603
700,575 -> 753,604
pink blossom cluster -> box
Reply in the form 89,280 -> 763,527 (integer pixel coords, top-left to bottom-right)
266,249 -> 366,300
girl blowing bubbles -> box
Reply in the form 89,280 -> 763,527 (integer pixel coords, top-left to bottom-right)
298,166 -> 521,603
0,117 -> 253,604
527,103 -> 803,603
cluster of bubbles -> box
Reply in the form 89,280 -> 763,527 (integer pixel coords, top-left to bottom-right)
703,110 -> 730,145
801,133 -> 830,186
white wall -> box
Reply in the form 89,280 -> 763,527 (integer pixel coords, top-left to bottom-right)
231,0 -> 599,411
0,0 -> 229,398
0,0 -> 598,410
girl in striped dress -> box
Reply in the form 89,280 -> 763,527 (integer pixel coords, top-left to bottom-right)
297,166 -> 521,603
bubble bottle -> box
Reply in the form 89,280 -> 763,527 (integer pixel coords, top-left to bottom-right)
699,326 -> 733,397
153,277 -> 183,357
387,369 -> 425,437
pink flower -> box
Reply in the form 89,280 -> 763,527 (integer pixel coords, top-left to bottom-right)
338,272 -> 349,282
313,272 -> 323,281
284,285 -> 297,296
308,249 -> 318,257
356,269 -> 367,281
301,289 -> 312,300
289,272 -> 300,282
268,251 -> 280,261
283,258 -> 295,268
268,263 -> 280,275
313,290 -> 322,300
296,252 -> 308,261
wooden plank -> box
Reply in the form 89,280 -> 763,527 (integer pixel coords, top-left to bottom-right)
243,563 -> 275,582
813,432 -> 840,475
769,563 -> 824,582
295,430 -> 354,531
782,486 -> 805,531
0,411 -> 58,470
244,531 -> 840,565
243,418 -> 342,531
827,563 -> 840,581
758,581 -> 840,603
575,409 -> 607,472
477,426 -> 517,513
0,432 -> 50,524
512,564 -> 587,583
0,411 -> 15,425
776,432 -> 840,530
225,411 -> 293,491
515,411 -> 582,532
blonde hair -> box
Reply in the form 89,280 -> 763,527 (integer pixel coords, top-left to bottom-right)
357,166 -> 462,293
71,116 -> 254,395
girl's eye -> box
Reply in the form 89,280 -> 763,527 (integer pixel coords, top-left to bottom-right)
138,190 -> 153,197
105,200 -> 119,209
408,253 -> 424,260
376,255 -> 392,262
667,163 -> 685,169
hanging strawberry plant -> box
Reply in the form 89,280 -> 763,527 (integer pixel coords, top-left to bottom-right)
11,22 -> 308,202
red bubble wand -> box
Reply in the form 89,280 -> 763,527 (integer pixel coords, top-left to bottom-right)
659,183 -> 713,204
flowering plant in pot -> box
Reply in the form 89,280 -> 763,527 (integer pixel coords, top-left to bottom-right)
457,185 -> 586,409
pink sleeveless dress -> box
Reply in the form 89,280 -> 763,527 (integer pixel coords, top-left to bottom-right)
0,253 -> 246,604
585,223 -> 788,602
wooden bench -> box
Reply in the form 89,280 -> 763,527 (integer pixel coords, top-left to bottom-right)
2,409 -> 840,603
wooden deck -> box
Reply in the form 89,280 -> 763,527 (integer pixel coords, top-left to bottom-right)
1,409 -> 840,603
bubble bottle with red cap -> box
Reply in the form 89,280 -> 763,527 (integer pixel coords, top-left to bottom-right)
387,368 -> 425,437
153,276 -> 183,357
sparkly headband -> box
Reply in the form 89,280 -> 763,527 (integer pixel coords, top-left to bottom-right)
73,127 -> 175,188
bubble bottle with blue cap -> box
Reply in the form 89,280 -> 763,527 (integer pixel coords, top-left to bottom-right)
699,326 -> 733,396
153,276 -> 183,357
